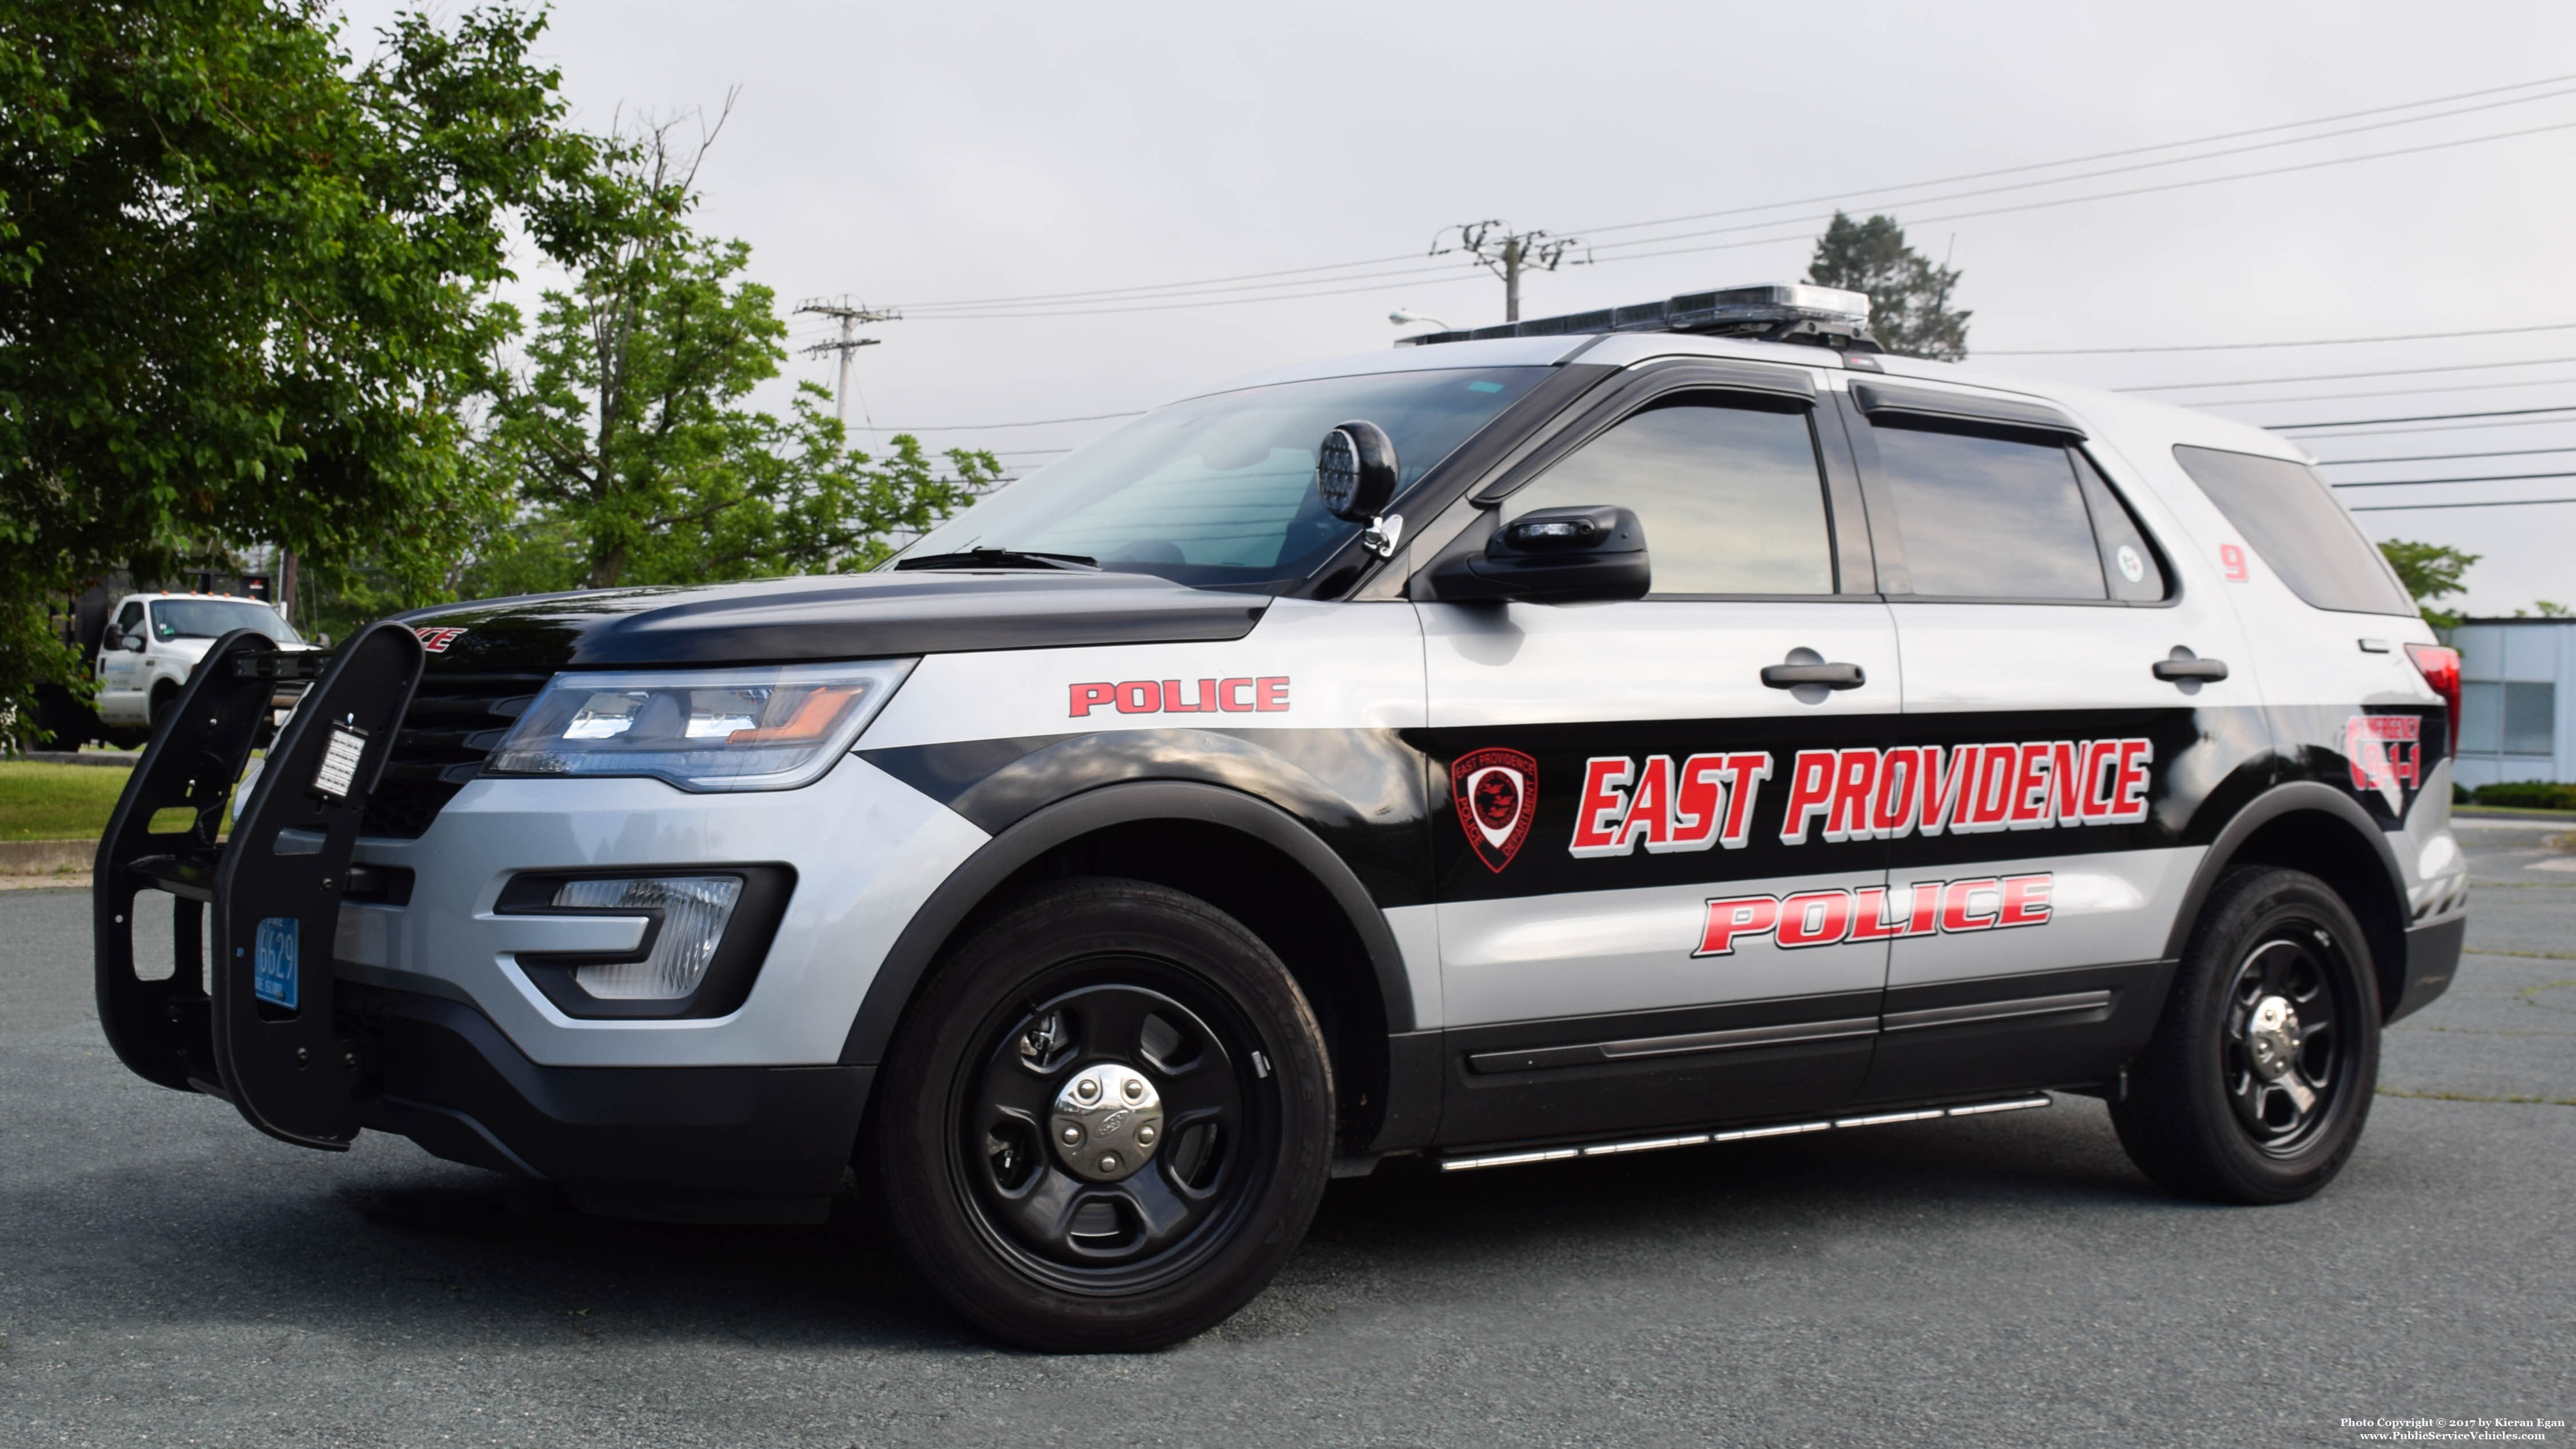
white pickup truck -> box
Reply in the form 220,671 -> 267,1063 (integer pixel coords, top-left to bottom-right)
93,593 -> 314,742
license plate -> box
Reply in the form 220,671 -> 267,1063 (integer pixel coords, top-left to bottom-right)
254,917 -> 299,1009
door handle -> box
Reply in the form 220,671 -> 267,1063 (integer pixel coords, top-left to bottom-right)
1761,662 -> 1867,690
2151,656 -> 2229,682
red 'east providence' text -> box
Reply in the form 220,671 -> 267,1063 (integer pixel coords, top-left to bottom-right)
1778,739 -> 2152,845
1070,677 -> 1288,717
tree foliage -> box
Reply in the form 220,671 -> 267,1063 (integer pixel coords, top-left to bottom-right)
0,0 -> 597,727
1805,212 -> 1971,361
2377,539 -> 2478,627
478,118 -> 991,592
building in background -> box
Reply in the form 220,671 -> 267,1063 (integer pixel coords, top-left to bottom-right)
2450,617 -> 2576,787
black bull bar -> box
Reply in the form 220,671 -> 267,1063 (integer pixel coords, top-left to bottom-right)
93,621 -> 426,1150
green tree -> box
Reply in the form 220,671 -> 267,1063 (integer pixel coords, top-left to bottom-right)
482,119 -> 990,591
2377,539 -> 2478,628
0,0 -> 597,738
1805,212 -> 1971,360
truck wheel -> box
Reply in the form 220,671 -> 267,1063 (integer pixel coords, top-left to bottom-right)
2111,866 -> 2380,1204
147,679 -> 179,730
875,877 -> 1333,1352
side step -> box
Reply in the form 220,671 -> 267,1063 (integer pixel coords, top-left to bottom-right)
1437,1094 -> 2053,1173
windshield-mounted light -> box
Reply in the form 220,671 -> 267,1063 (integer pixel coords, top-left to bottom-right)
483,659 -> 917,792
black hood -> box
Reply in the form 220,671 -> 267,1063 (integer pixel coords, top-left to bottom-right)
392,572 -> 1269,673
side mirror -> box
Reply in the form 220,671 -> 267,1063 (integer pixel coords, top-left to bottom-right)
1316,420 -> 1404,557
1426,504 -> 1652,604
120,632 -> 146,652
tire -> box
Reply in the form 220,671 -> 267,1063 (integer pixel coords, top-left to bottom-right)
2111,866 -> 2381,1204
147,679 -> 179,730
874,877 -> 1334,1352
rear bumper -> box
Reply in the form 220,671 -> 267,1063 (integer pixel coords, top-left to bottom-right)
2389,914 -> 2466,1024
358,986 -> 872,1223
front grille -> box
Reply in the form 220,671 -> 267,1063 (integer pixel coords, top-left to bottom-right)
363,671 -> 550,837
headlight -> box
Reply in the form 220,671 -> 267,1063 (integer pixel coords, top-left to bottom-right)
484,659 -> 916,791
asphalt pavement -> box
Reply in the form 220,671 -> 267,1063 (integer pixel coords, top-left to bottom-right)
2,829 -> 2570,1448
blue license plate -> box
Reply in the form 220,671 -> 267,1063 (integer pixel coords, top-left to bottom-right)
254,917 -> 299,1009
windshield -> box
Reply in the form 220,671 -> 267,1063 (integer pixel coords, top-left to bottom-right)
151,599 -> 302,644
897,366 -> 1550,586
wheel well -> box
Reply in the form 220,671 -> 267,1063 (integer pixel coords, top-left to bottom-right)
2217,810 -> 2408,1017
935,819 -> 1392,1155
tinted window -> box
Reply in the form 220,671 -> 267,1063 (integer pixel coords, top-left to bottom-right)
2171,445 -> 2414,616
2506,682 -> 2556,755
2072,450 -> 2169,602
900,367 -> 1548,587
1871,425 -> 2105,599
150,599 -> 299,643
1502,395 -> 1834,595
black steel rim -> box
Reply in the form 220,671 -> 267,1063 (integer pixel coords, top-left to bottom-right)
2219,922 -> 2354,1155
948,956 -> 1276,1296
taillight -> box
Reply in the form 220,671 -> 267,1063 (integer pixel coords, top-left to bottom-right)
2405,643 -> 2462,743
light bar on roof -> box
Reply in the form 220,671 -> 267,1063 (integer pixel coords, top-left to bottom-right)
1398,282 -> 1875,349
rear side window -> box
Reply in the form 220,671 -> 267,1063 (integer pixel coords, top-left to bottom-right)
2171,445 -> 2414,616
1502,394 -> 1835,595
1868,425 -> 2106,599
2072,450 -> 2168,603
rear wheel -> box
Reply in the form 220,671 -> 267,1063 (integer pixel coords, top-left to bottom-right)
875,877 -> 1333,1352
2112,866 -> 2380,1203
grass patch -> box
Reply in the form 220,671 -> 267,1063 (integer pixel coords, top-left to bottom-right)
0,762 -> 134,842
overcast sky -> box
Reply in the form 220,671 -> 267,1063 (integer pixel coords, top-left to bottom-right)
346,0 -> 2576,614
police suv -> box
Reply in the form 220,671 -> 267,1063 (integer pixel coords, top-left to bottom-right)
96,283 -> 2465,1352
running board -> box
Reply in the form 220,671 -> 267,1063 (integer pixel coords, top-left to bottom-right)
1437,1094 -> 2053,1173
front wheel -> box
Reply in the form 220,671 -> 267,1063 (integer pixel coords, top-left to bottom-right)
2112,866 -> 2381,1203
874,878 -> 1333,1352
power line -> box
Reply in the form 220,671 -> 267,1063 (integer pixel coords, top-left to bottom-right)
2312,445 -> 2576,465
2118,354 -> 2576,394
2328,470 -> 2576,488
911,117 -> 2576,322
2194,375 -> 2576,409
1572,72 -> 2576,239
1576,86 -> 2576,261
2350,496 -> 2576,511
1984,320 -> 2576,356
2295,414 -> 2576,441
1589,118 -> 2576,274
2274,404 -> 2576,430
887,80 -> 2576,322
861,409 -> 1146,433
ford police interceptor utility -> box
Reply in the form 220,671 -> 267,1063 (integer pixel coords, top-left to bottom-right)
96,283 -> 2465,1352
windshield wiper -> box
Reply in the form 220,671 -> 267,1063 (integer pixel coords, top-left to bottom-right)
893,548 -> 1100,572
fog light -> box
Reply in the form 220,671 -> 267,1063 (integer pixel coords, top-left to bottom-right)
553,877 -> 743,1000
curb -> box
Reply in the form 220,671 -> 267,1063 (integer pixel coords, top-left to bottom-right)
1,840 -> 94,876
11,751 -> 140,768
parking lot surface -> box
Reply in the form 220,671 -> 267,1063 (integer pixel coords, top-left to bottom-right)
2,823 -> 2569,1448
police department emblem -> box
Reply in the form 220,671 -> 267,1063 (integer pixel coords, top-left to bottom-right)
1452,747 -> 1538,873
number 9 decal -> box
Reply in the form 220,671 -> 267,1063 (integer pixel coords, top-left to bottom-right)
2219,544 -> 2249,582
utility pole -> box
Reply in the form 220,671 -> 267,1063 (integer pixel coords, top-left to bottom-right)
1434,220 -> 1586,323
795,296 -> 900,425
